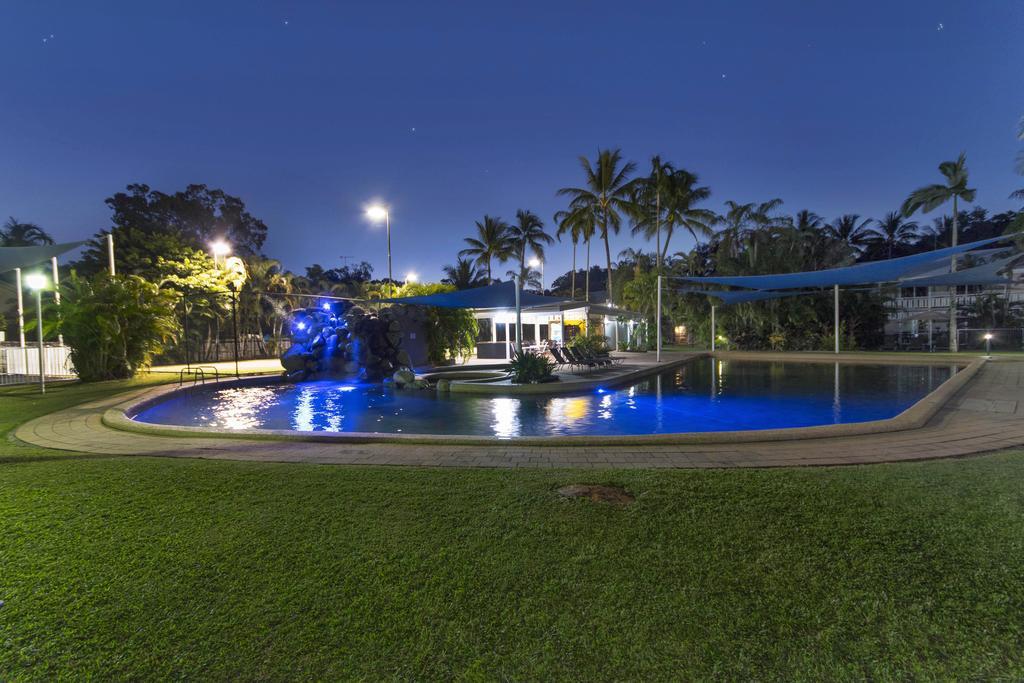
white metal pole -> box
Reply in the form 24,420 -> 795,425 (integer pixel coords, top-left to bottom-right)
656,275 -> 662,362
107,233 -> 116,276
386,210 -> 392,284
834,284 -> 840,354
514,274 -> 522,354
51,257 -> 63,346
36,288 -> 45,394
711,305 -> 716,352
15,267 -> 25,348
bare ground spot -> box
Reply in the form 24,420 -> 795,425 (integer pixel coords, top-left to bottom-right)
557,484 -> 635,505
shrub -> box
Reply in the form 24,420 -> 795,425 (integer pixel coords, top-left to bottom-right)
567,331 -> 609,356
57,273 -> 179,381
509,350 -> 555,384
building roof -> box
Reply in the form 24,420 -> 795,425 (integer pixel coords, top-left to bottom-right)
382,280 -> 568,309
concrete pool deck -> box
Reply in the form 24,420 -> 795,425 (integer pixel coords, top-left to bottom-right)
12,352 -> 1024,468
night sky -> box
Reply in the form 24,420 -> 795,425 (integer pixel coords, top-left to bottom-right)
2,1 -> 1022,282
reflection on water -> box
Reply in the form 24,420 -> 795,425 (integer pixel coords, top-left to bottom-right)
206,386 -> 278,430
491,398 -> 521,438
138,360 -> 956,438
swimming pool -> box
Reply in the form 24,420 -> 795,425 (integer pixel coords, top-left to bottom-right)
132,359 -> 957,438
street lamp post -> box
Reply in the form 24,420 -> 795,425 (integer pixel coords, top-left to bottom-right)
984,332 -> 993,357
366,205 -> 392,283
25,273 -> 47,394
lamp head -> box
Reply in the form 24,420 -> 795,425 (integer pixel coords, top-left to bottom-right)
984,333 -> 994,340
24,273 -> 48,290
529,257 -> 541,268
365,205 -> 388,221
210,240 -> 231,257
405,271 -> 418,283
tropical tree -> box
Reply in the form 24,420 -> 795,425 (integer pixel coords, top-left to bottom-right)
55,273 -> 179,380
506,209 -> 553,283
901,153 -> 977,248
1,217 -> 54,246
441,257 -> 488,289
713,198 -> 785,261
554,205 -> 596,301
458,215 -> 512,283
826,214 -> 873,253
557,149 -> 636,304
631,162 -> 714,271
901,152 -> 977,351
1009,117 -> 1024,235
868,211 -> 919,259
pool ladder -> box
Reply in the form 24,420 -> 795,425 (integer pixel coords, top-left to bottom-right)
178,365 -> 220,386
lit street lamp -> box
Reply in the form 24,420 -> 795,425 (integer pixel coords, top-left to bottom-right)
24,272 -> 48,394
211,240 -> 231,268
405,271 -> 418,284
529,256 -> 544,291
366,204 -> 392,283
984,332 -> 993,357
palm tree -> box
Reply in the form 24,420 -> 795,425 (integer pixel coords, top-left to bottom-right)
507,209 -> 553,284
557,149 -> 636,304
714,198 -> 784,261
1009,118 -> 1024,234
554,205 -> 596,301
632,164 -> 714,270
826,214 -> 873,252
1,217 -> 54,246
901,152 -> 977,351
442,257 -> 487,289
869,211 -> 919,259
458,215 -> 512,283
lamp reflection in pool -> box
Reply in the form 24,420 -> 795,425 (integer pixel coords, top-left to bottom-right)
490,398 -> 521,438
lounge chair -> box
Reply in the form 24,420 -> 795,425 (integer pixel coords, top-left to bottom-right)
563,347 -> 599,371
549,346 -> 574,371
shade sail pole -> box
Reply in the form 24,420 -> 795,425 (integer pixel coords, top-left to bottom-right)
514,274 -> 522,354
834,284 -> 840,354
710,305 -> 716,352
656,275 -> 662,362
51,257 -> 63,346
106,233 -> 115,276
14,267 -> 26,348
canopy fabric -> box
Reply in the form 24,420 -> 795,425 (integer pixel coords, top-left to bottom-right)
674,237 -> 1006,290
523,301 -> 644,319
677,288 -> 813,305
898,252 -> 1021,288
382,280 -> 568,309
0,241 -> 87,274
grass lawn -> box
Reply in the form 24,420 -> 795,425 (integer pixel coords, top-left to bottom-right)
2,379 -> 1024,679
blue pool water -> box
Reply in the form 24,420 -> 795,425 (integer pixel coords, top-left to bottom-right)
133,359 -> 956,438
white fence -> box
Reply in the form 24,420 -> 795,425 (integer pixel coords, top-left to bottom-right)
1,344 -> 76,383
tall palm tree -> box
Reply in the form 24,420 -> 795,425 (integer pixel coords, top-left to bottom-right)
714,198 -> 784,261
1,217 -> 54,246
557,149 -> 636,304
901,152 -> 976,351
632,164 -> 714,270
458,215 -> 512,283
629,156 -> 672,273
869,211 -> 919,259
507,209 -> 553,284
826,214 -> 873,252
442,257 -> 487,289
554,205 -> 596,301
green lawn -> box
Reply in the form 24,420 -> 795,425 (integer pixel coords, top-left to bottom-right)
2,380 -> 1023,679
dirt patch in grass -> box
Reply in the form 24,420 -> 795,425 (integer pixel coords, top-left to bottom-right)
557,484 -> 635,505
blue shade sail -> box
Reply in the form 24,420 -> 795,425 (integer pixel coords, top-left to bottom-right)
0,241 -> 87,274
382,280 -> 568,309
677,288 -> 815,305
674,237 -> 1007,290
897,252 -> 1021,288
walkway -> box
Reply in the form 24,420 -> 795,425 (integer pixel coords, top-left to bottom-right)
13,360 -> 1024,468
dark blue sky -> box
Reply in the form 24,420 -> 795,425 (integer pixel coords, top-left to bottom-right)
2,1 -> 1022,281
